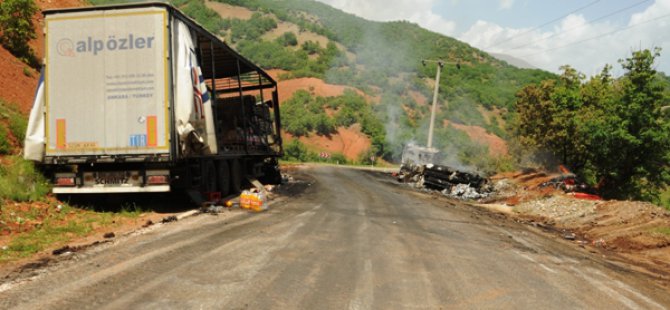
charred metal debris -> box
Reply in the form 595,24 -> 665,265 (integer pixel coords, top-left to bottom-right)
397,163 -> 493,200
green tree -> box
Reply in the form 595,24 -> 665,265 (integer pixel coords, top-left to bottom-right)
276,31 -> 298,46
597,48 -> 670,200
512,48 -> 670,202
0,0 -> 38,67
314,114 -> 335,136
301,40 -> 321,55
283,139 -> 312,161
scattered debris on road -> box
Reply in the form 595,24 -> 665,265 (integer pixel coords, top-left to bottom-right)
562,232 -> 576,240
103,232 -> 115,239
161,216 -> 178,223
51,240 -> 111,256
52,246 -> 73,256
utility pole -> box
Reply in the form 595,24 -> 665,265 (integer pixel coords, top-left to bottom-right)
422,59 -> 460,149
424,60 -> 443,149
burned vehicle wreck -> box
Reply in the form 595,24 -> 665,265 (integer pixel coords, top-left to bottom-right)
397,144 -> 492,200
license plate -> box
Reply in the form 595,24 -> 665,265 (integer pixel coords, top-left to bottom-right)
96,172 -> 129,185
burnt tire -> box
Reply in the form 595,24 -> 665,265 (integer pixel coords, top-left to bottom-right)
217,160 -> 230,197
230,159 -> 242,194
202,160 -> 217,193
260,160 -> 282,185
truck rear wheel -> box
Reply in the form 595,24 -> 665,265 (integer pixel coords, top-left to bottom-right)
217,160 -> 230,197
230,159 -> 242,194
202,160 -> 217,193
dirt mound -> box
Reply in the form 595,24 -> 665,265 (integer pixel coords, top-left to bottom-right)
488,169 -> 670,278
285,124 -> 371,160
514,196 -> 670,275
445,121 -> 508,156
275,77 -> 362,103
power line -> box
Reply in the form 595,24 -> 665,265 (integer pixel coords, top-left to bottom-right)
485,0 -> 601,49
506,0 -> 651,52
521,12 -> 670,58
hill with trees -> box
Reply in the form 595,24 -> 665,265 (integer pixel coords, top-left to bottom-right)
121,0 -> 553,170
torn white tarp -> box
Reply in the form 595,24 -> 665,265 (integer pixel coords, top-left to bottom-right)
24,69 -> 45,162
173,19 -> 218,155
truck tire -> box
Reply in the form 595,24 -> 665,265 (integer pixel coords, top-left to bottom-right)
230,159 -> 242,193
202,160 -> 217,193
217,160 -> 230,197
260,159 -> 282,185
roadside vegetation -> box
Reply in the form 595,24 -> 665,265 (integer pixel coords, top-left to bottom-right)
0,201 -> 145,263
0,0 -> 39,68
282,139 -> 349,164
511,48 -> 670,204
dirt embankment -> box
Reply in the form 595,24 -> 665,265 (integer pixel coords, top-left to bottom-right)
488,170 -> 670,277
266,70 -> 366,102
445,120 -> 508,156
265,71 -> 373,160
284,124 -> 371,160
0,46 -> 38,114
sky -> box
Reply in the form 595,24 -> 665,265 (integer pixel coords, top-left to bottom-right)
314,0 -> 670,76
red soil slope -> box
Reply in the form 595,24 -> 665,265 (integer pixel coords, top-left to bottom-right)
445,120 -> 508,156
285,124 -> 371,160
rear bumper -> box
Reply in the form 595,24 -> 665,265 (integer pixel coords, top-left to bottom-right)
52,185 -> 170,194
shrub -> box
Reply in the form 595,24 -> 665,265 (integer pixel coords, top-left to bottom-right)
0,100 -> 27,147
0,156 -> 50,202
276,31 -> 298,46
0,125 -> 10,155
0,0 -> 38,66
283,139 -> 312,162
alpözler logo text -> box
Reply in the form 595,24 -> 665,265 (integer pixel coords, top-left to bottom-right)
57,34 -> 156,57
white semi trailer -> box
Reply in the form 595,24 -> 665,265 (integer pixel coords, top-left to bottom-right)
24,2 -> 283,198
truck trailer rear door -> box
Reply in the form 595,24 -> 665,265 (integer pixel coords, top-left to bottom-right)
44,7 -> 170,157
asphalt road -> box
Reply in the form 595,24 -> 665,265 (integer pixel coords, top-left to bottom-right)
1,166 -> 669,309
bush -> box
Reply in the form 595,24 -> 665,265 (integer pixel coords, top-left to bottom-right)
226,13 -> 277,42
283,139 -> 312,162
0,156 -> 50,202
182,0 -> 226,34
0,0 -> 38,67
9,113 -> 27,144
0,100 -> 27,148
276,31 -> 298,46
281,90 -> 337,137
0,125 -> 10,155
314,114 -> 335,136
301,40 -> 321,55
